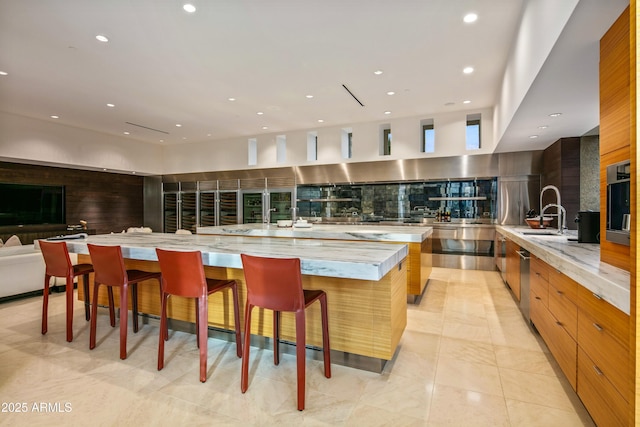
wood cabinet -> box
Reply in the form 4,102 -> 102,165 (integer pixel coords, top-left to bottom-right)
505,238 -> 521,301
529,255 -> 629,423
599,6 -> 630,271
530,260 -> 577,390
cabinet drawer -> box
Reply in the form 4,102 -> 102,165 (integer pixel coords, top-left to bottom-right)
548,268 -> 578,304
530,254 -> 549,282
548,283 -> 577,340
577,347 -> 628,427
530,266 -> 549,308
531,295 -> 577,390
577,285 -> 629,348
578,310 -> 628,401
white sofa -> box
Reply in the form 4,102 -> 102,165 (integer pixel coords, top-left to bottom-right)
0,244 -> 74,299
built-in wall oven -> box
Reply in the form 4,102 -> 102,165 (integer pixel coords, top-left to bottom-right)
606,160 -> 630,246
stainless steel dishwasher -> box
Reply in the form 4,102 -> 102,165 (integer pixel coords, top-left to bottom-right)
518,249 -> 531,322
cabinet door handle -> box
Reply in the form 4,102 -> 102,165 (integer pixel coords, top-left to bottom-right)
556,290 -> 563,295
592,323 -> 603,332
555,321 -> 563,327
535,272 -> 541,277
535,296 -> 541,300
592,293 -> 603,300
593,365 -> 604,376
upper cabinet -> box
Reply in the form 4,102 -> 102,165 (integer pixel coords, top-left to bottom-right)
599,6 -> 631,271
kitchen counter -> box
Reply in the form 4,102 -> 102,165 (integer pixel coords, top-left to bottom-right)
198,224 -> 432,300
197,223 -> 432,243
62,232 -> 409,368
496,226 -> 630,314
64,232 -> 408,281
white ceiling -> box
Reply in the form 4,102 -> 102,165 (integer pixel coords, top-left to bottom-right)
0,0 -> 630,151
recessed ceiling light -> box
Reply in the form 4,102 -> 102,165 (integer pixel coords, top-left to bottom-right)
463,13 -> 478,23
123,131 -> 130,135
262,126 -> 268,130
444,102 -> 455,106
463,100 -> 471,104
538,125 -> 548,129
257,112 -> 264,115
175,124 -> 182,127
50,115 -> 59,119
306,95 -> 314,99
549,113 -> 562,117
106,103 -> 115,108
387,91 -> 395,96
96,35 -> 109,43
0,71 -> 8,76
318,119 -> 324,123
207,133 -> 212,137
463,67 -> 474,74
182,137 -> 187,140
228,97 -> 236,101
102,168 -> 107,171
160,139 -> 164,142
384,111 -> 391,115
529,135 -> 538,139
374,70 -> 383,75
183,4 -> 196,13
132,171 -> 136,174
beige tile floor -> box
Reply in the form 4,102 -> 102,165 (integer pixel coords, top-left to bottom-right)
0,268 -> 595,426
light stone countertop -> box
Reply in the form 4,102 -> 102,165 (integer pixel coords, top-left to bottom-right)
197,223 -> 432,243
62,233 -> 408,282
497,226 -> 631,315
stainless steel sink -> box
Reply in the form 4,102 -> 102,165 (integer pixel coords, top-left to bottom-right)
520,230 -> 560,236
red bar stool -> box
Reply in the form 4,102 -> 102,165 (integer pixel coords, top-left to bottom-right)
87,244 -> 161,359
39,240 -> 94,342
240,254 -> 331,411
155,248 -> 242,382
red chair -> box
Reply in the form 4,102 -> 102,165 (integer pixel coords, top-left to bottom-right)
87,244 -> 161,359
240,254 -> 331,411
155,248 -> 242,382
40,240 -> 94,342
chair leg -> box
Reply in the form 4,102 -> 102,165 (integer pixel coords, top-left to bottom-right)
273,310 -> 280,365
83,273 -> 91,321
42,274 -> 51,335
119,284 -> 128,360
231,283 -> 242,358
65,275 -> 74,342
89,282 -> 100,350
107,287 -> 116,327
131,283 -> 139,333
295,310 -> 306,411
319,294 -> 331,378
195,299 -> 200,348
198,296 -> 208,382
241,303 -> 253,393
158,292 -> 168,371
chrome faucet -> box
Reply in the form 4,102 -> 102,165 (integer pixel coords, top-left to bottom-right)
541,203 -> 566,234
265,208 -> 276,224
540,185 -> 561,216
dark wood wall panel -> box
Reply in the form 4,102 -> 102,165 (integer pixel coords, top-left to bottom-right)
542,137 -> 580,230
0,162 -> 144,235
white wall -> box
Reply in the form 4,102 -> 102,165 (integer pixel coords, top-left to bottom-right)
0,111 -> 163,174
493,0 -> 579,144
162,107 -> 494,174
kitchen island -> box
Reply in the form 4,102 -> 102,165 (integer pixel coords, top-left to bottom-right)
197,223 -> 432,302
64,233 -> 409,371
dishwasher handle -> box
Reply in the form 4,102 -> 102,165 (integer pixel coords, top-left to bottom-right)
516,250 -> 530,260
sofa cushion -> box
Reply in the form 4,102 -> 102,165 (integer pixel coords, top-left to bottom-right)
4,235 -> 22,247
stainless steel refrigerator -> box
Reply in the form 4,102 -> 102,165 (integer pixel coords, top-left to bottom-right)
497,176 -> 541,226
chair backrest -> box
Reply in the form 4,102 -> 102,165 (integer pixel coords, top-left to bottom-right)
39,240 -> 73,277
240,254 -> 305,312
87,244 -> 128,287
156,248 -> 207,298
